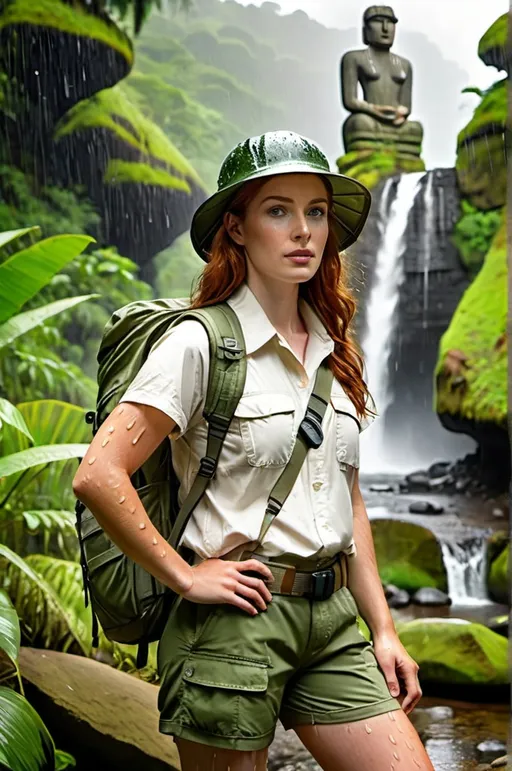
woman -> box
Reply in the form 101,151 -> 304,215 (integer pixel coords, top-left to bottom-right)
74,131 -> 434,771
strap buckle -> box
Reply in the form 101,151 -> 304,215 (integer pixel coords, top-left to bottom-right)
198,456 -> 216,478
298,407 -> 324,449
309,568 -> 335,601
219,337 -> 244,361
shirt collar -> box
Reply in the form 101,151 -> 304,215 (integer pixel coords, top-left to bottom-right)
226,282 -> 334,358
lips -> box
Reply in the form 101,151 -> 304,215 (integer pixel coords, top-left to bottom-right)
286,250 -> 313,257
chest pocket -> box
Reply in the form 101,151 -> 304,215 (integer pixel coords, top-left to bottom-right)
234,393 -> 296,468
331,394 -> 360,470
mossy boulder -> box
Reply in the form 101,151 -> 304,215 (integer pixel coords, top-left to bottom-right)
0,0 -> 133,120
456,78 -> 507,210
370,519 -> 447,593
435,216 -> 506,426
53,85 -> 207,276
397,619 -> 508,690
336,148 -> 425,190
488,545 -> 509,604
478,13 -> 509,73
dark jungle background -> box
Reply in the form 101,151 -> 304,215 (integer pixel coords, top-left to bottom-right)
0,1 -> 509,769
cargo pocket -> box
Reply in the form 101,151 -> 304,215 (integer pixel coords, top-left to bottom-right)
179,653 -> 275,739
331,394 -> 360,470
235,393 -> 296,467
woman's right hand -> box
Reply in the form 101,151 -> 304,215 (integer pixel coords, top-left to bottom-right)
180,558 -> 275,615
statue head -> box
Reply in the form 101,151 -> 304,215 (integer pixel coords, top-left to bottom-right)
363,5 -> 398,49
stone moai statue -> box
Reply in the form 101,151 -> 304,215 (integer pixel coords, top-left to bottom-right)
340,5 -> 423,158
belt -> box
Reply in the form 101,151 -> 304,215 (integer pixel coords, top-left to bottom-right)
240,552 -> 349,601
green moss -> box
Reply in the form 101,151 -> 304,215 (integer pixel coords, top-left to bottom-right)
398,620 -> 508,686
0,0 -> 133,65
435,217 -> 507,424
370,519 -> 447,593
54,86 -> 206,191
458,78 -> 506,143
456,133 -> 506,210
478,13 -> 508,66
336,148 -> 425,190
451,200 -> 503,276
488,545 -> 509,604
104,159 -> 191,192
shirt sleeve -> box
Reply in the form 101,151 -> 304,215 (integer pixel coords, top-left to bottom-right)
359,390 -> 378,433
119,319 -> 210,439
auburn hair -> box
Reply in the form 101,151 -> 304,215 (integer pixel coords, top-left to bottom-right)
190,177 -> 374,423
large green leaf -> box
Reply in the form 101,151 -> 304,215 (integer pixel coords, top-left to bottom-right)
0,399 -> 33,442
0,546 -> 87,656
0,295 -> 99,349
0,686 -> 55,771
0,591 -> 20,666
0,444 -> 89,478
14,401 -> 89,448
0,234 -> 94,324
0,227 -> 39,253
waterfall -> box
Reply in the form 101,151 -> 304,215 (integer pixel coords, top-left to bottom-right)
421,172 -> 435,329
360,172 -> 426,472
440,537 -> 490,606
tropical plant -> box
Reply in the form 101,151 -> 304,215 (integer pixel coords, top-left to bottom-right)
452,200 -> 503,277
0,590 -> 76,770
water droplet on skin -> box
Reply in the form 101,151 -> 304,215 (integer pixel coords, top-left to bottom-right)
101,438 -> 109,447
107,425 -> 115,434
95,481 -> 101,488
118,406 -> 125,415
365,724 -> 372,734
139,522 -> 146,530
152,537 -> 157,545
129,505 -> 136,514
389,734 -> 397,744
126,418 -> 137,430
87,457 -> 96,465
406,740 -> 414,751
393,752 -> 400,761
413,758 -> 421,768
160,550 -> 166,558
118,495 -> 126,504
132,427 -> 146,445
397,723 -> 404,734
388,711 -> 396,721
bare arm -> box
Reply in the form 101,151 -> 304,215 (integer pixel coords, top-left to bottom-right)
73,402 -> 194,594
347,469 -> 395,637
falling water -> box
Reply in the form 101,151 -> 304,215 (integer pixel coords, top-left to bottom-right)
421,172 -> 435,329
360,172 -> 426,472
440,537 -> 490,606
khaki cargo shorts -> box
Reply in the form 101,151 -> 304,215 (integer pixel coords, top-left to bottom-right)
157,585 -> 401,752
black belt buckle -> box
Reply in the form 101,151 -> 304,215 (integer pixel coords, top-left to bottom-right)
310,568 -> 335,600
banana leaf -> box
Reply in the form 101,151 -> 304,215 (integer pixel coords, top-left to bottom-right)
0,234 -> 94,324
0,545 -> 87,656
0,445 -> 89,477
0,686 -> 55,771
0,295 -> 99,349
0,591 -> 20,666
0,227 -> 39,253
0,399 -> 33,442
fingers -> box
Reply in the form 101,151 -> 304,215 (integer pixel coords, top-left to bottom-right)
237,573 -> 273,604
380,660 -> 401,699
234,582 -> 270,612
400,666 -> 422,714
234,558 -> 274,583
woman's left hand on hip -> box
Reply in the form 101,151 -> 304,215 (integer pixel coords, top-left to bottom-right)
372,632 -> 422,715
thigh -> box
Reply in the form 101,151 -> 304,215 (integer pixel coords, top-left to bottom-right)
294,709 -> 435,771
176,737 -> 268,771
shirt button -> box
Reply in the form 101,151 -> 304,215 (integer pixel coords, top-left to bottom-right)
313,482 -> 322,491
184,667 -> 194,677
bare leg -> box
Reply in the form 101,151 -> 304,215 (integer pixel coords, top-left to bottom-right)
176,738 -> 269,771
294,709 -> 434,771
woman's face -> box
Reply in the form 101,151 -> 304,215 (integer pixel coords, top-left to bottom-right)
224,173 -> 330,286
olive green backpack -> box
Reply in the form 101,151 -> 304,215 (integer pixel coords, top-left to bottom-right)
75,299 -> 247,667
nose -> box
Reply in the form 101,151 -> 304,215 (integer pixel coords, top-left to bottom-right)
291,212 -> 311,242
382,19 -> 389,32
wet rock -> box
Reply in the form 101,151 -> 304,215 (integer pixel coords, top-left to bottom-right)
487,614 -> 509,638
19,648 -> 180,770
404,471 -> 430,491
491,756 -> 509,768
408,500 -> 445,515
428,461 -> 452,478
425,705 -> 454,721
412,587 -> 452,606
371,519 -> 447,593
428,473 -> 455,490
369,483 -> 394,492
387,589 -> 411,609
492,507 -> 506,518
455,477 -> 471,492
478,740 -> 507,754
488,545 -> 509,604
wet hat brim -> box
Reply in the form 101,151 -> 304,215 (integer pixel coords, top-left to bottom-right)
190,162 -> 371,261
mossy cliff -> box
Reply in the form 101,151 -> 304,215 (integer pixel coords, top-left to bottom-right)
336,148 -> 425,190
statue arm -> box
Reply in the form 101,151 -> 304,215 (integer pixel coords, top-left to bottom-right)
399,60 -> 412,115
341,52 -> 377,117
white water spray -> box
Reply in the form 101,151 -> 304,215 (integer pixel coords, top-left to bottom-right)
360,172 -> 426,472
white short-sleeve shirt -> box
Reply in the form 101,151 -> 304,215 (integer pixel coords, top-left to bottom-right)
120,282 -> 376,563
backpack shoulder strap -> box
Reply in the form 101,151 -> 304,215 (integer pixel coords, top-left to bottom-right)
167,302 -> 247,550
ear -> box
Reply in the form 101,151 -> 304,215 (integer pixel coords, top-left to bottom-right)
224,212 -> 245,246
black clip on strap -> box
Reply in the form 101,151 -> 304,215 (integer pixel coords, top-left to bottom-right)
298,407 -> 324,449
